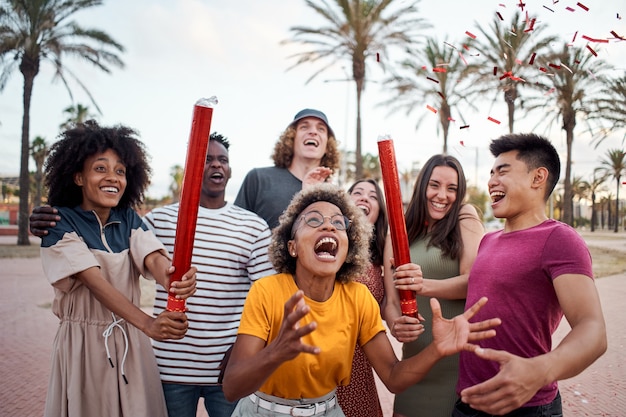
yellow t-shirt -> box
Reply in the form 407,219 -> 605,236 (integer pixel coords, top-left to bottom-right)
238,273 -> 385,399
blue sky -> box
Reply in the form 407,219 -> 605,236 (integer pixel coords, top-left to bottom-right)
0,0 -> 624,201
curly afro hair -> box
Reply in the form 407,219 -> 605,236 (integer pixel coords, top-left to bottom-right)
44,120 -> 151,209
269,183 -> 372,283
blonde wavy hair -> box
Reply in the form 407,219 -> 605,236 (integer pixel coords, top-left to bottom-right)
271,126 -> 340,171
269,183 -> 372,284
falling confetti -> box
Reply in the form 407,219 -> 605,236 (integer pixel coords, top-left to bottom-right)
460,140 -> 465,146
576,2 -> 589,11
543,5 -> 554,12
488,116 -> 501,124
426,76 -> 440,83
433,67 -> 447,73
496,11 -> 504,20
582,35 -> 609,43
460,125 -> 470,129
465,30 -> 477,39
376,52 -> 380,62
586,44 -> 598,56
566,6 -> 575,12
493,66 -> 498,75
572,31 -> 578,42
529,52 -> 537,65
426,105 -> 438,113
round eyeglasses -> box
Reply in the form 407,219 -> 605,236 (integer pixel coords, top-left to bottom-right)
291,210 -> 351,237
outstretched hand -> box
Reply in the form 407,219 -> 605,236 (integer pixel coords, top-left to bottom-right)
431,297 -> 501,357
29,205 -> 60,237
268,290 -> 320,362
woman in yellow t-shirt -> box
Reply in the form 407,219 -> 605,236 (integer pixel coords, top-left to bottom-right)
222,183 -> 500,417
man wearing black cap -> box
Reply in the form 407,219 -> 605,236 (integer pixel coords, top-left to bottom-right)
234,108 -> 340,229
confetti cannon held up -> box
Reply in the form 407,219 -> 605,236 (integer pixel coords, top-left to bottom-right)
167,96 -> 217,312
377,135 -> 418,318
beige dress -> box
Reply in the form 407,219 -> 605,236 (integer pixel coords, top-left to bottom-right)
40,206 -> 168,417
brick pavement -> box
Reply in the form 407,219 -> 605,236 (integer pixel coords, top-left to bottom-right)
0,232 -> 624,417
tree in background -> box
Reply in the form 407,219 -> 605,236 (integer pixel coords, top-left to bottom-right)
588,172 -> 608,232
467,10 -> 557,133
526,45 -> 610,226
169,164 -> 183,203
593,75 -> 626,143
29,136 -> 48,207
0,0 -> 125,245
597,149 -> 626,232
283,0 -> 429,178
383,35 -> 475,154
59,103 -> 97,130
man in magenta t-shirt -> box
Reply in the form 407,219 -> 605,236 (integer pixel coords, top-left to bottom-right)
454,133 -> 607,417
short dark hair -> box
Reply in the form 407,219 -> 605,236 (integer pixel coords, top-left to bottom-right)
44,120 -> 150,209
210,132 -> 230,150
489,133 -> 560,200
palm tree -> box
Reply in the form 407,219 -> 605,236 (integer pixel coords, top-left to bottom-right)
29,136 -> 47,207
594,75 -> 626,138
571,175 -> 590,227
382,35 -> 475,154
283,0 -> 429,178
597,149 -> 626,232
0,0 -> 125,245
526,44 -> 609,226
467,10 -> 557,133
169,164 -> 184,203
588,172 -> 608,232
59,103 -> 96,130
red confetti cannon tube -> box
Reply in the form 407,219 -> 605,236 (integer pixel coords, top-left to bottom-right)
167,97 -> 217,312
377,136 -> 418,318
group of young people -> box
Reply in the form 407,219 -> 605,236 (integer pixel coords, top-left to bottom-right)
31,107 -> 606,417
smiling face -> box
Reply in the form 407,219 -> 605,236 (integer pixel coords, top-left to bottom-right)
425,166 -> 459,223
349,181 -> 380,226
200,139 -> 231,207
488,150 -> 535,220
74,148 -> 127,222
288,201 -> 349,279
293,116 -> 329,161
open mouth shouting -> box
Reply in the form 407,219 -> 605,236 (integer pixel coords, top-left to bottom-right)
314,236 -> 338,260
304,138 -> 320,147
490,191 -> 505,204
356,204 -> 370,215
209,171 -> 225,183
100,186 -> 120,194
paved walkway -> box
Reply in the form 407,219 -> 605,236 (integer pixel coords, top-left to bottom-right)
0,231 -> 624,417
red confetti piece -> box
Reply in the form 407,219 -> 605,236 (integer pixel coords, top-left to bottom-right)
611,31 -> 625,40
426,76 -> 440,83
586,44 -> 598,56
460,140 -> 465,146
465,30 -> 477,39
575,59 -> 581,64
448,116 -> 455,121
529,52 -> 536,65
433,67 -> 447,73
463,44 -> 471,51
524,18 -> 536,32
539,67 -> 548,72
459,51 -> 468,65
493,66 -> 498,75
543,5 -> 554,12
582,35 -> 609,43
566,6 -> 575,12
460,125 -> 470,129
496,11 -> 504,20
549,63 -> 561,69
426,105 -> 437,113
488,116 -> 501,124
376,52 -> 380,62
499,3 -> 506,7
517,0 -> 525,11
421,65 -> 427,70
572,31 -> 578,42
439,92 -> 446,99
576,2 -> 589,11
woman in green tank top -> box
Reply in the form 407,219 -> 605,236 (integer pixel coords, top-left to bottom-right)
382,154 -> 485,417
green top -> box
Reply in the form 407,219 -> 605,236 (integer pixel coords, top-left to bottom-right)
394,237 -> 465,417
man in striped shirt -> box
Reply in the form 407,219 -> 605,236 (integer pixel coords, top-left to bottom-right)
144,132 -> 275,417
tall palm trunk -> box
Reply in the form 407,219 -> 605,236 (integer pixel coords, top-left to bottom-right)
561,110 -> 576,226
505,86 -> 517,134
440,101 -> 451,154
354,55 -> 365,179
591,191 -> 596,232
18,59 -> 38,245
615,178 -> 621,233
